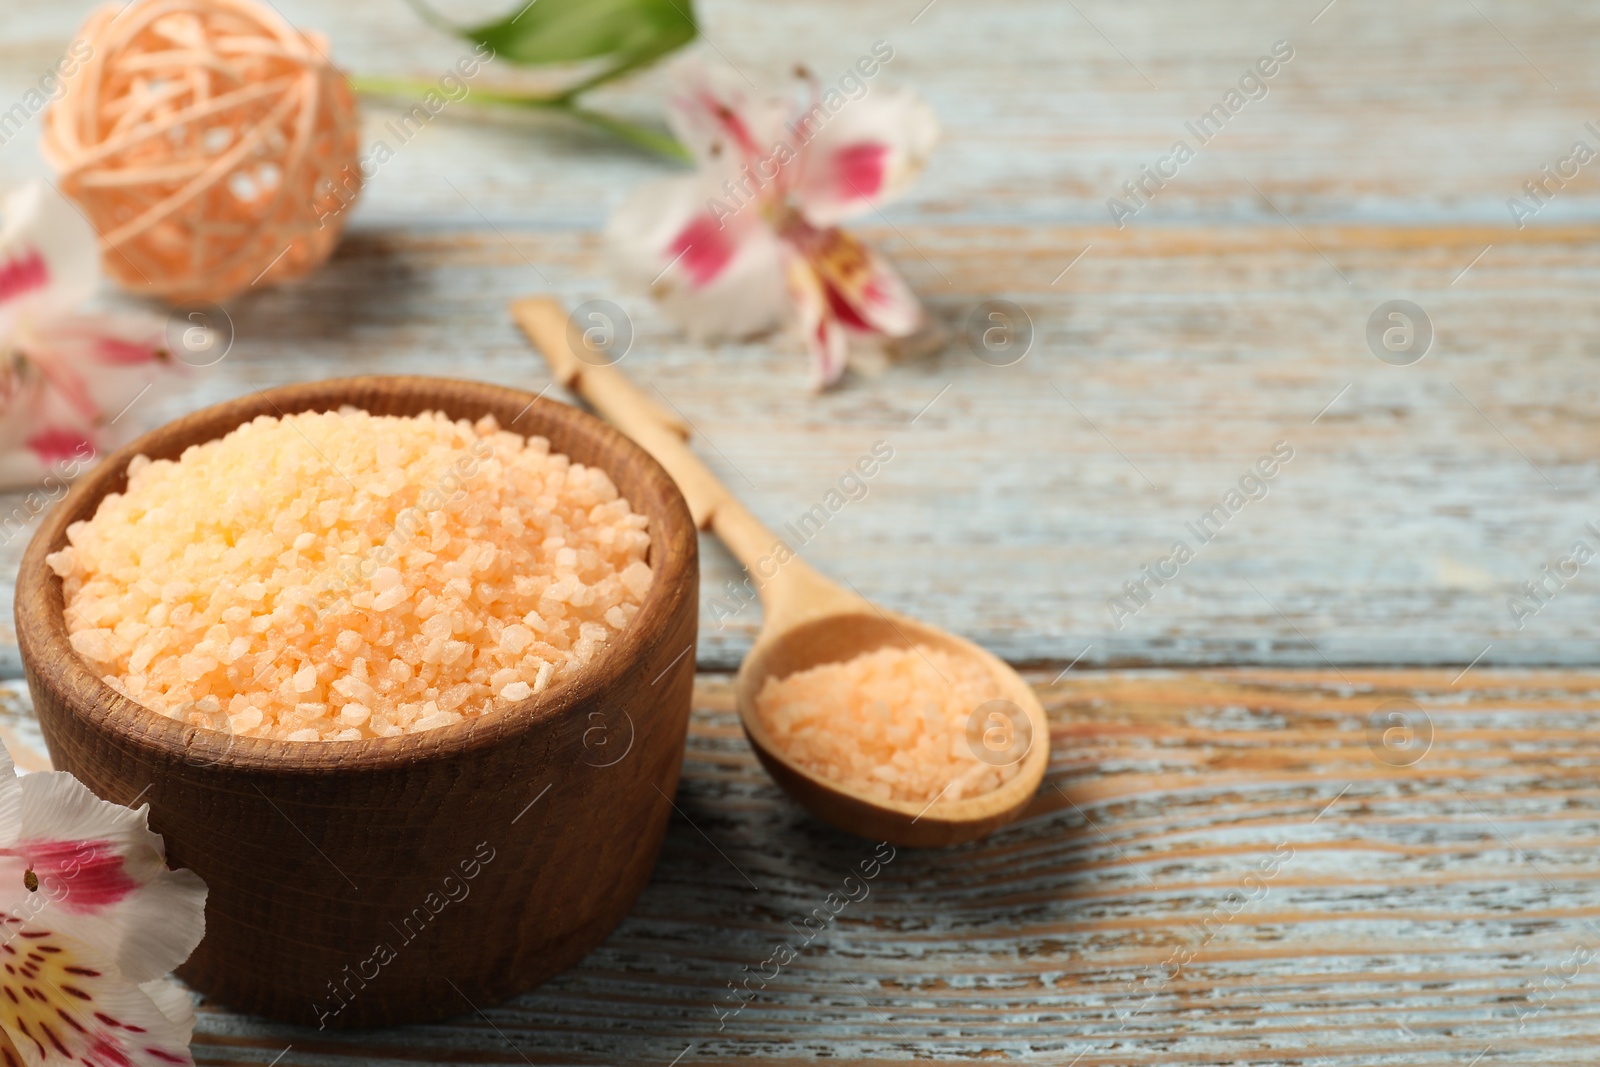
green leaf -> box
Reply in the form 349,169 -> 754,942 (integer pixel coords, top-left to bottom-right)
387,0 -> 696,159
463,0 -> 697,72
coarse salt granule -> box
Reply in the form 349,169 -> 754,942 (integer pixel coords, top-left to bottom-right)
753,645 -> 1022,804
48,408 -> 654,742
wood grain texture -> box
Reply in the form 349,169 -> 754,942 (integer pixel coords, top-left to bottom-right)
3,668 -> 1566,1064
0,0 -> 1596,670
16,378 -> 700,1028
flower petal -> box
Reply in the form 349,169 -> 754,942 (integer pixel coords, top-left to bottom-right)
135,980 -> 193,1048
92,339 -> 164,368
783,252 -> 848,389
12,774 -> 205,984
24,430 -> 93,469
0,254 -> 47,312
0,753 -> 22,853
791,89 -> 940,227
0,919 -> 194,1067
664,56 -> 792,174
0,1025 -> 25,1067
607,175 -> 788,342
0,308 -> 177,488
666,213 -> 740,290
793,226 -> 923,339
0,183 -> 175,493
0,184 -> 99,322
18,311 -> 172,417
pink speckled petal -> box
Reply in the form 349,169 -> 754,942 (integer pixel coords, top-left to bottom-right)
663,56 -> 793,174
791,89 -> 940,228
607,174 -> 788,343
7,774 -> 205,984
23,430 -> 93,469
792,226 -> 923,340
0,307 -> 174,490
0,917 -> 194,1067
0,184 -> 99,327
783,251 -> 848,389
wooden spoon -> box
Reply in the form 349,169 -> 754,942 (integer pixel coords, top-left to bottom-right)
512,297 -> 1050,846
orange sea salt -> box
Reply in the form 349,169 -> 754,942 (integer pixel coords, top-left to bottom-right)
753,645 -> 1022,804
48,408 -> 654,742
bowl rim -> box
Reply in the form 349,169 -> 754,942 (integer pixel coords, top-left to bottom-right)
14,375 -> 698,774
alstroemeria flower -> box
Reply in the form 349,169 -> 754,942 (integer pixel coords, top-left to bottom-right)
0,183 -> 178,491
608,57 -> 939,388
0,740 -> 206,1067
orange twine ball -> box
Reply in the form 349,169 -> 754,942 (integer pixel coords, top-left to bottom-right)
41,0 -> 362,304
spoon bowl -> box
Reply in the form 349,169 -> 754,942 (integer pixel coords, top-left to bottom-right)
516,297 -> 1050,846
736,604 -> 1050,846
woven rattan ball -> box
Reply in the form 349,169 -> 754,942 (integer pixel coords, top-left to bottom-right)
41,0 -> 362,304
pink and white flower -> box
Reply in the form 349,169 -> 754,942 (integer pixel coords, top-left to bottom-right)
0,739 -> 206,1067
607,57 -> 940,388
0,183 -> 178,491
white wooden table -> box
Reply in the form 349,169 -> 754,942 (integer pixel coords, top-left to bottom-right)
2,0 -> 1599,1062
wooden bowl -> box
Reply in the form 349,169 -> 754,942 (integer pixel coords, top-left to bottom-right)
14,376 -> 699,1029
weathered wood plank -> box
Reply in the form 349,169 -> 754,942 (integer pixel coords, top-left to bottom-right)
0,222 -> 1595,672
0,669 -> 1566,1064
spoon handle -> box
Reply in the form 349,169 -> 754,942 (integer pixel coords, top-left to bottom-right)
509,298 -> 691,442
513,297 -> 862,626
511,296 -> 728,528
